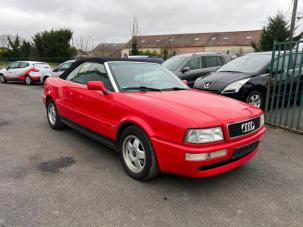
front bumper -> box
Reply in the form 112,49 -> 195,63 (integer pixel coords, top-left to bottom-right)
151,126 -> 266,178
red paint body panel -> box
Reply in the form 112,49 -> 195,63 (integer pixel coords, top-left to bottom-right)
43,77 -> 266,178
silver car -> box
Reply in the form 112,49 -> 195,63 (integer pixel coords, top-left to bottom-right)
0,61 -> 51,85
40,60 -> 75,84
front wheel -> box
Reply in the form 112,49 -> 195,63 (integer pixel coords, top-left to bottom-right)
46,99 -> 65,130
0,74 -> 6,83
119,126 -> 159,181
246,91 -> 264,109
25,75 -> 32,85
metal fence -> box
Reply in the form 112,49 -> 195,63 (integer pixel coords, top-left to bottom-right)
265,40 -> 303,134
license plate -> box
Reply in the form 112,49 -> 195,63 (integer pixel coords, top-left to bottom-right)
232,141 -> 259,160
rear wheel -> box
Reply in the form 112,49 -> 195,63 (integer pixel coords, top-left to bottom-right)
25,75 -> 32,85
246,91 -> 264,109
119,126 -> 159,181
46,99 -> 65,130
0,74 -> 6,83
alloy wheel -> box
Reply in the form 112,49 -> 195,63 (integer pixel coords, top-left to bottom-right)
25,76 -> 32,85
248,94 -> 262,108
0,75 -> 5,83
122,135 -> 146,173
47,102 -> 57,126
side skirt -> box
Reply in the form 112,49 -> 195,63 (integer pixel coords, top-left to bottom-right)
60,116 -> 118,152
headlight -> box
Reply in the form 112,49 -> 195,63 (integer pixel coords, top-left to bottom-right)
260,114 -> 264,127
221,79 -> 250,94
185,127 -> 224,144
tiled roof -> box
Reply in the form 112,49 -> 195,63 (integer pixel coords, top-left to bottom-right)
125,30 -> 262,48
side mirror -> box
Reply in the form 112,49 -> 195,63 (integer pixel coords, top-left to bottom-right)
182,80 -> 188,85
181,66 -> 190,73
87,81 -> 109,95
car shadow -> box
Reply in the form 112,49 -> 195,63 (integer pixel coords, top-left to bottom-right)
4,81 -> 42,86
61,125 -> 256,190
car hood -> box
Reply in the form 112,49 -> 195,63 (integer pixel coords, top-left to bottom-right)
123,90 -> 261,128
194,71 -> 253,91
201,71 -> 253,83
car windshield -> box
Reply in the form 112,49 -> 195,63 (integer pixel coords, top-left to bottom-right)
162,55 -> 188,71
108,62 -> 189,92
218,54 -> 272,74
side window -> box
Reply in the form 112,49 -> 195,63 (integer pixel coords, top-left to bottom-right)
8,62 -> 20,69
65,62 -> 113,91
66,63 -> 87,82
85,63 -> 113,91
273,55 -> 289,72
19,62 -> 29,68
68,62 -> 91,84
184,57 -> 201,70
204,56 -> 219,68
217,56 -> 224,66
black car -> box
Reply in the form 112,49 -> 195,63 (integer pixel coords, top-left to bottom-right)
193,52 -> 303,108
162,52 -> 231,87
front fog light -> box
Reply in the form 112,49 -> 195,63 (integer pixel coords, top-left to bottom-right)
185,149 -> 227,161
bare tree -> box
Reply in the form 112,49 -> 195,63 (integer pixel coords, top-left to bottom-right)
130,16 -> 140,55
75,36 -> 94,51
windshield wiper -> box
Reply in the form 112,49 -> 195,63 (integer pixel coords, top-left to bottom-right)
161,87 -> 188,91
122,86 -> 162,92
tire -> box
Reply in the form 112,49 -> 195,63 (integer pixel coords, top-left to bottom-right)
246,91 -> 264,109
25,75 -> 32,85
0,74 -> 6,83
119,126 -> 159,181
46,99 -> 65,130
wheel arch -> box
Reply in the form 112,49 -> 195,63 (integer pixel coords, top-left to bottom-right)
45,95 -> 53,105
116,118 -> 155,141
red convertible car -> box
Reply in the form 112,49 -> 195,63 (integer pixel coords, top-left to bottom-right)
43,58 -> 266,181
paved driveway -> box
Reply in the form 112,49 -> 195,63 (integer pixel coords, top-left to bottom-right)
0,83 -> 302,227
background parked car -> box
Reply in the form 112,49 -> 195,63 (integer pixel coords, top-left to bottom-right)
40,60 -> 75,84
162,52 -> 231,87
0,61 -> 51,85
193,52 -> 303,109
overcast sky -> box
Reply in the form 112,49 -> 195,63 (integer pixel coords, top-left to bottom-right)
0,0 -> 302,48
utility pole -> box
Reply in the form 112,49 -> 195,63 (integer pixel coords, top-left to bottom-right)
290,0 -> 298,40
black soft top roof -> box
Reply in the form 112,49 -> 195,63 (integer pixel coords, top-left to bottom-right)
60,57 -> 159,80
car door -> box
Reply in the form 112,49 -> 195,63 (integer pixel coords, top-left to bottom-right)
179,56 -> 203,87
75,63 -> 115,138
16,62 -> 31,80
203,55 -> 223,74
5,62 -> 20,81
61,62 -> 114,138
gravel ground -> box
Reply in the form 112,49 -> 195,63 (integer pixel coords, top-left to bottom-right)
0,83 -> 303,227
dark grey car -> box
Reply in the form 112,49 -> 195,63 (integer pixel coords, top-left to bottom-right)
162,52 -> 231,87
